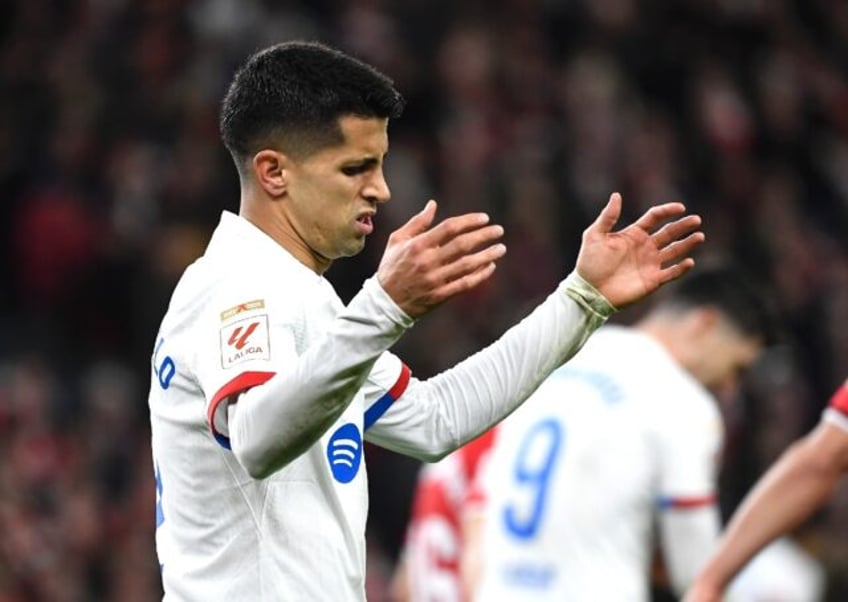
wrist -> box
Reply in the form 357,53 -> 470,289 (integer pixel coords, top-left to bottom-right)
563,271 -> 617,319
363,276 -> 416,329
692,565 -> 730,596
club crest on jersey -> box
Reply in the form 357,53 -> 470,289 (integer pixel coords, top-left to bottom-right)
219,315 -> 270,368
327,423 -> 362,484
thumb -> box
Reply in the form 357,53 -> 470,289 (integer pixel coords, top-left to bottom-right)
398,199 -> 437,238
588,192 -> 622,235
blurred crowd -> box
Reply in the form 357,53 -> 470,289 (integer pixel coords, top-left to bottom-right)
1,0 -> 846,599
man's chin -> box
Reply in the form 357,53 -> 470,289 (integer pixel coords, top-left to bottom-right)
336,239 -> 367,259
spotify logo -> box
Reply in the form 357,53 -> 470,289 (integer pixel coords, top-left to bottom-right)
327,423 -> 362,483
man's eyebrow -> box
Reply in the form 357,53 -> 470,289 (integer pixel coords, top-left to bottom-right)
345,155 -> 384,168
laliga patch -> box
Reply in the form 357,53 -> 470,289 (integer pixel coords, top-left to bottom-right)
327,423 -> 362,484
219,315 -> 270,369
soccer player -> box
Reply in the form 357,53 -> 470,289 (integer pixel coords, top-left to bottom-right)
147,40 -> 704,600
390,429 -> 498,602
466,267 -> 772,601
685,379 -> 848,602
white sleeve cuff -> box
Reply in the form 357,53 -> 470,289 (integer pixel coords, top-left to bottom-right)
363,276 -> 416,330
563,271 -> 617,319
823,408 -> 848,433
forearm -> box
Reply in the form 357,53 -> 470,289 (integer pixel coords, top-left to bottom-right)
367,271 -> 615,459
697,437 -> 841,591
461,512 -> 486,600
229,277 -> 413,478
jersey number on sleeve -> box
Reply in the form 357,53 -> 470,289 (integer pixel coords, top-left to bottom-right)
153,337 -> 176,390
502,418 -> 563,540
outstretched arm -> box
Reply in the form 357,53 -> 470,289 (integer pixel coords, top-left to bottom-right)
685,418 -> 848,602
366,193 -> 704,457
231,193 -> 702,475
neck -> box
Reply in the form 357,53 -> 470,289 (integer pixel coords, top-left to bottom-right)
239,191 -> 331,275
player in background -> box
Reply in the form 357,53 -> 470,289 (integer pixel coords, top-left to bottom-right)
465,266 -> 773,601
685,379 -> 848,602
147,40 -> 705,601
390,428 -> 498,602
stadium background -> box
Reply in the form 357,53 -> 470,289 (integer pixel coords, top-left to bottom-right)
1,0 -> 846,599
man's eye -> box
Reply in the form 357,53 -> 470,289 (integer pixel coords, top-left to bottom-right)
342,165 -> 365,176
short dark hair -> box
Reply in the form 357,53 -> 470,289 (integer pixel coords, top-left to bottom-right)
653,265 -> 780,345
219,41 -> 405,167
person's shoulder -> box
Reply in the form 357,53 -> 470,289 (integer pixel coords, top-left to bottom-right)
576,326 -> 672,390
581,324 -> 657,366
649,375 -> 721,447
651,371 -> 717,424
628,344 -> 718,423
583,323 -> 638,348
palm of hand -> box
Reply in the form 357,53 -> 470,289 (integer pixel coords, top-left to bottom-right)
574,193 -> 704,308
576,226 -> 661,308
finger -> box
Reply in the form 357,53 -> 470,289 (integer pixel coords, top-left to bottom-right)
433,242 -> 507,286
437,224 -> 505,264
632,201 -> 687,232
420,211 -> 493,247
397,200 -> 438,239
433,262 -> 499,301
652,214 -> 702,248
656,257 -> 696,285
658,231 -> 706,265
587,192 -> 622,235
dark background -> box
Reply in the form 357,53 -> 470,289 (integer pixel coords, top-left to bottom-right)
1,0 -> 847,599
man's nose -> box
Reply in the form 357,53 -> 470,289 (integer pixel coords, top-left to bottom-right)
365,170 -> 391,204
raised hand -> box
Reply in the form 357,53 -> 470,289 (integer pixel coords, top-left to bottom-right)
377,200 -> 507,317
575,192 -> 705,308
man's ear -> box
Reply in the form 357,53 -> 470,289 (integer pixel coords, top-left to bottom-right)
252,150 -> 289,198
688,306 -> 721,337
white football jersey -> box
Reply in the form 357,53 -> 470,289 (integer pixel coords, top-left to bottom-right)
474,325 -> 723,601
149,212 -> 410,601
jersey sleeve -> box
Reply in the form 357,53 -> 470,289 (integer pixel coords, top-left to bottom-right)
653,392 -> 723,510
822,380 -> 848,432
653,391 -> 724,594
194,287 -> 300,449
362,272 -> 614,459
361,351 -> 412,432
